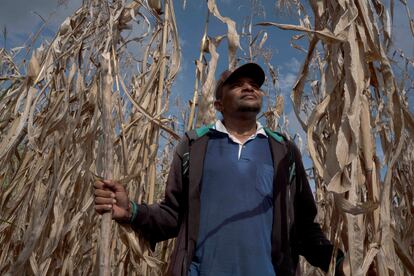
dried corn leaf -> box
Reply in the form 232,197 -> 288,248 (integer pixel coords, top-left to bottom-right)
207,0 -> 241,70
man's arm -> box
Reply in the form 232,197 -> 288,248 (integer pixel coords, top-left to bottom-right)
130,142 -> 186,246
291,143 -> 345,274
94,138 -> 188,248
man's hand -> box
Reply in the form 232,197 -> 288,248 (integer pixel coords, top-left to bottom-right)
336,254 -> 350,276
94,179 -> 131,222
336,254 -> 376,276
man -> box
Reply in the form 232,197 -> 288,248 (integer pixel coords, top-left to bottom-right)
94,63 -> 345,275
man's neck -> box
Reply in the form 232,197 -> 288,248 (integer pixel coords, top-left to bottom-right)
221,115 -> 257,143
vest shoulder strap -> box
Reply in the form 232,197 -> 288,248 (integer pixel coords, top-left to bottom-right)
263,127 -> 297,184
176,124 -> 213,178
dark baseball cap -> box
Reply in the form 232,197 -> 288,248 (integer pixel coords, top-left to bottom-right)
215,63 -> 265,99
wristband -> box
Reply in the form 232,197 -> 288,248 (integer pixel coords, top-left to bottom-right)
335,254 -> 345,271
129,201 -> 138,223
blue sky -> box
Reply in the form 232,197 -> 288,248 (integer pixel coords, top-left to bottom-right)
1,0 -> 413,178
172,1 -> 310,135
0,0 -> 312,138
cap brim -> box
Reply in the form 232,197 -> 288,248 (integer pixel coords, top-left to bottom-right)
223,63 -> 265,88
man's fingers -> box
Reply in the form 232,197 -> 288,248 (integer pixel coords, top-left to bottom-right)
95,196 -> 116,205
94,189 -> 115,198
102,179 -> 124,192
95,204 -> 113,214
93,179 -> 127,219
94,179 -> 125,194
94,180 -> 105,189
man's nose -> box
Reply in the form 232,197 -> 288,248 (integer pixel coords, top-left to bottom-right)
242,82 -> 254,91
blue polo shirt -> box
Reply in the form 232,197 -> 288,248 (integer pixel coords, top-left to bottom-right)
189,125 -> 275,276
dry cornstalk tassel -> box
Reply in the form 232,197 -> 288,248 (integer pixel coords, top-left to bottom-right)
196,36 -> 224,127
207,0 -> 241,71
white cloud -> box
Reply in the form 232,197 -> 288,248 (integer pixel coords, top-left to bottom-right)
179,37 -> 187,48
278,72 -> 297,92
284,57 -> 301,73
276,57 -> 301,93
286,109 -> 305,140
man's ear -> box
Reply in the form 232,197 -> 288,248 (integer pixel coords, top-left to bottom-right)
214,99 -> 223,112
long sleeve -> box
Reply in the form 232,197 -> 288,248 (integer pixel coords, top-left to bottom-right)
292,143 -> 343,272
130,138 -> 188,248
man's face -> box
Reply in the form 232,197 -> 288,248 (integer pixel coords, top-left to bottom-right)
215,77 -> 263,115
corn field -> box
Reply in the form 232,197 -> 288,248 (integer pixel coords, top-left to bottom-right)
0,0 -> 413,275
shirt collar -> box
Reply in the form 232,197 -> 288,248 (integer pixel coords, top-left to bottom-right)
213,120 -> 267,137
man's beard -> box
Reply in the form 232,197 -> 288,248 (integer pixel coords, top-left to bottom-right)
237,103 -> 261,113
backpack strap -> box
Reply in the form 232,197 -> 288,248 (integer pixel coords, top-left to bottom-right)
264,127 -> 296,184
287,141 -> 296,184
176,124 -> 213,179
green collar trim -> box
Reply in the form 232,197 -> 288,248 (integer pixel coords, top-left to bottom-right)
195,123 -> 214,138
264,127 -> 284,143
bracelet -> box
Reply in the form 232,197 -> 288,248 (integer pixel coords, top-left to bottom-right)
335,254 -> 345,270
129,201 -> 138,223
